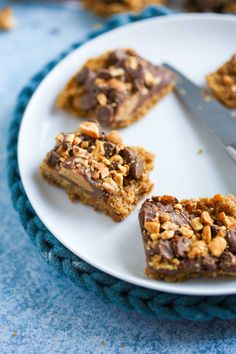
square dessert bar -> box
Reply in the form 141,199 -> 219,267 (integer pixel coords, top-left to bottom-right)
57,49 -> 175,129
206,54 -> 236,108
83,0 -> 166,16
139,194 -> 236,281
40,121 -> 154,221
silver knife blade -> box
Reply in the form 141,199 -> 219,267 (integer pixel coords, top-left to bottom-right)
163,63 -> 236,162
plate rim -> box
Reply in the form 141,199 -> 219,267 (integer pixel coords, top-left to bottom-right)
18,13 -> 236,296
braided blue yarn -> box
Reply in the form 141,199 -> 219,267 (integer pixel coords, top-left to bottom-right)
7,6 -> 236,320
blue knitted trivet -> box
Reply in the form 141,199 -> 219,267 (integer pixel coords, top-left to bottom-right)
7,6 -> 236,321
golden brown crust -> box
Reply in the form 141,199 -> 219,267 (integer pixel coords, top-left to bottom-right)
146,268 -> 236,282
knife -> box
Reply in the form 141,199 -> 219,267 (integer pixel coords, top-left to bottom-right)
163,63 -> 236,163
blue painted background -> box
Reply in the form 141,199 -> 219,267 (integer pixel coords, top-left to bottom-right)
1,2 -> 236,353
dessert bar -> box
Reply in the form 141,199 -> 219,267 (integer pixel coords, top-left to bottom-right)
207,54 -> 236,108
139,194 -> 236,281
57,49 -> 175,129
40,121 -> 154,221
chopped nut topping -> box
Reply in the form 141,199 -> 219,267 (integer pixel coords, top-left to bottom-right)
72,145 -> 87,157
161,221 -> 178,231
144,71 -> 156,87
201,211 -> 213,225
188,241 -> 208,259
145,221 -> 160,234
74,136 -> 83,145
128,56 -> 138,70
150,233 -> 159,241
107,130 -> 123,145
97,93 -> 107,106
212,194 -> 224,202
216,228 -> 226,238
208,237 -> 227,257
160,213 -> 171,223
160,230 -> 175,240
108,78 -> 126,92
180,225 -> 194,238
191,217 -> 204,231
113,172 -> 123,187
56,133 -> 65,143
219,212 -> 236,228
202,225 -> 212,244
65,133 -> 75,145
102,178 -> 119,193
223,75 -> 234,85
118,164 -> 129,175
174,203 -> 182,210
74,156 -> 88,167
100,166 -> 110,179
110,67 -> 125,77
80,121 -> 100,139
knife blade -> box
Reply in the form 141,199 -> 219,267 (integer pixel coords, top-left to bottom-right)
163,63 -> 236,163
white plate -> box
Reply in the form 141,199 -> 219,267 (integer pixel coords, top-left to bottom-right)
18,14 -> 236,296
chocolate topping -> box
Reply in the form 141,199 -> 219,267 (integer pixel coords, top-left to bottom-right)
77,67 -> 96,86
226,229 -> 236,253
79,93 -> 97,110
140,195 -> 236,280
120,148 -> 143,179
174,237 -> 191,258
156,240 -> 174,260
119,147 -> 136,162
108,49 -> 127,65
211,224 -> 221,236
97,69 -> 113,80
96,105 -> 114,125
63,156 -> 77,169
103,141 -> 116,158
139,200 -> 159,227
107,88 -> 125,104
130,156 -> 143,179
181,259 -> 202,273
202,255 -> 217,271
46,151 -> 60,168
220,252 -> 236,271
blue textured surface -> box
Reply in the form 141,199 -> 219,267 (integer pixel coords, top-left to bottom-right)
2,1 -> 236,352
